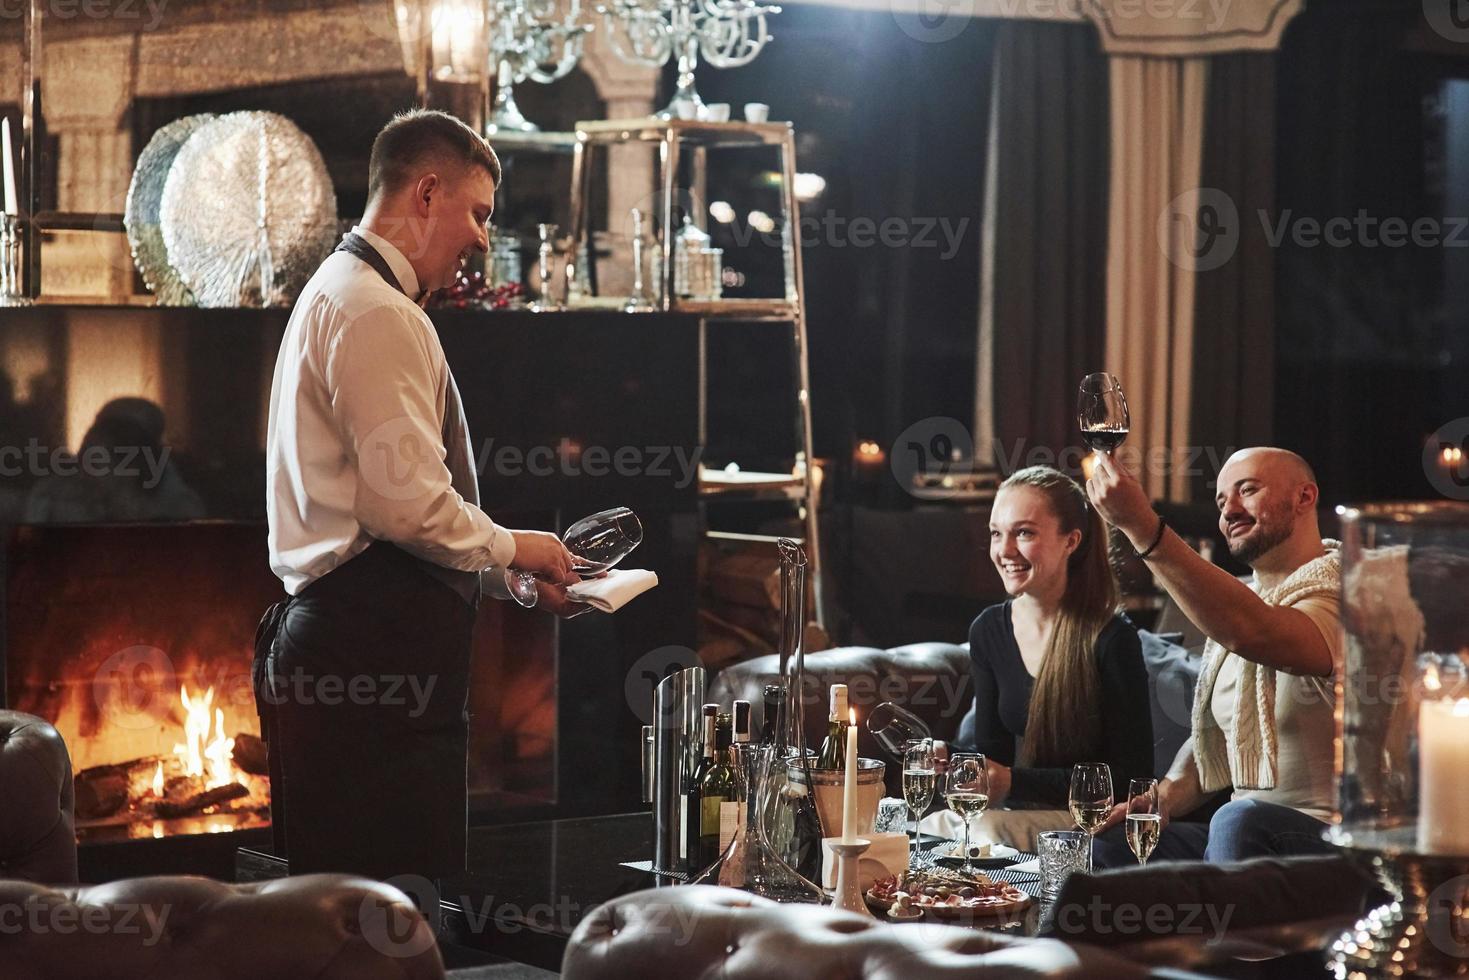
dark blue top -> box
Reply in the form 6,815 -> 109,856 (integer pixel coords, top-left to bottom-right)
965,601 -> 1153,807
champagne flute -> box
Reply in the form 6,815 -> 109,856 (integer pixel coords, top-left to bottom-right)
1068,762 -> 1113,873
944,753 -> 989,876
1077,373 -> 1130,454
901,738 -> 935,871
506,506 -> 644,607
867,702 -> 932,760
1125,778 -> 1161,866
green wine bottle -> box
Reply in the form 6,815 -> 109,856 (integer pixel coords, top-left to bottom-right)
815,683 -> 849,769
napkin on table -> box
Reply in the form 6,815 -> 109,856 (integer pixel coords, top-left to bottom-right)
567,568 -> 659,612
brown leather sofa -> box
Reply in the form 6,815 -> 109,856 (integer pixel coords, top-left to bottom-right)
561,885 -> 1174,979
0,709 -> 446,980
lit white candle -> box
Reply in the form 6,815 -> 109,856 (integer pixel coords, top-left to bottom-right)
841,707 -> 858,843
1418,697 -> 1469,854
2,117 -> 17,216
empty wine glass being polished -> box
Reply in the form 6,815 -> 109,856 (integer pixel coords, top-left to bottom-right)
507,506 -> 644,607
866,701 -> 932,760
1077,373 -> 1130,453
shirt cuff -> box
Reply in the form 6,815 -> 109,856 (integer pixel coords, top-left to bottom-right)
488,525 -> 517,570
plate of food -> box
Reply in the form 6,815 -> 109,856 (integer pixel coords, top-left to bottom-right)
931,841 -> 1021,868
866,870 -> 1031,921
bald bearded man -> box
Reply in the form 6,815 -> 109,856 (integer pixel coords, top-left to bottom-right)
1084,447 -> 1343,866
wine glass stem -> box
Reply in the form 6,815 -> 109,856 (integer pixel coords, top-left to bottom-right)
961,816 -> 972,875
908,808 -> 918,870
1084,830 -> 1094,873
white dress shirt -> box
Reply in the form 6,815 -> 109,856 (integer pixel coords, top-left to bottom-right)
266,225 -> 516,596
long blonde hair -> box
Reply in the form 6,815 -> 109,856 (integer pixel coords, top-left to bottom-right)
1001,466 -> 1119,768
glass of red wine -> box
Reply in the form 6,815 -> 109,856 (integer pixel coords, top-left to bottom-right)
1077,373 -> 1130,453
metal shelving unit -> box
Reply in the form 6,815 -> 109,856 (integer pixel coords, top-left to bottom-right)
563,117 -> 825,626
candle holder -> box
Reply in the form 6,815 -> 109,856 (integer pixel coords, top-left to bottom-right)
1327,502 -> 1469,978
827,838 -> 875,918
0,213 -> 30,306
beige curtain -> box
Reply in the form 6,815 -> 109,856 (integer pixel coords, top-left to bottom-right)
1104,55 -> 1208,502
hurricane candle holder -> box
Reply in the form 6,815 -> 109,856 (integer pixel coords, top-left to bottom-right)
1328,502 -> 1469,978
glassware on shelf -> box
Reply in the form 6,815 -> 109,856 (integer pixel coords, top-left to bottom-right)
624,207 -> 653,312
506,506 -> 643,608
528,222 -> 561,312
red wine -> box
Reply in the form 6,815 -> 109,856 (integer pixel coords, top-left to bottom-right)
1082,427 -> 1128,452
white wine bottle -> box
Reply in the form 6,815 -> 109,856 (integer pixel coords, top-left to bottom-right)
815,684 -> 849,769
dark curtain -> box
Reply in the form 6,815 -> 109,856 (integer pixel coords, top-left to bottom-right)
1188,53 -> 1277,501
985,21 -> 1110,473
1272,2 -> 1454,503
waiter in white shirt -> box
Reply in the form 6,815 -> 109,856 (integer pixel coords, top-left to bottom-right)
259,109 -> 584,883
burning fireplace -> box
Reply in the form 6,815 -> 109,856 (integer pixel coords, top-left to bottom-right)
4,522 -> 557,845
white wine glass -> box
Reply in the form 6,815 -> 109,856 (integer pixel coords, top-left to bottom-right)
1068,762 -> 1113,873
901,738 -> 935,871
1077,373 -> 1130,454
506,506 -> 644,607
1125,777 -> 1161,866
944,753 -> 989,876
867,702 -> 932,760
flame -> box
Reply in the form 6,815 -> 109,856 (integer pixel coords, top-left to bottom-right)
152,761 -> 164,797
172,685 -> 236,789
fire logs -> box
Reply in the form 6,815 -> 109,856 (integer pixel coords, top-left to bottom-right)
155,781 -> 249,818
75,766 -> 130,820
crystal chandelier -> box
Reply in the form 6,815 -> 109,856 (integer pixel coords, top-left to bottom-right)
596,0 -> 780,120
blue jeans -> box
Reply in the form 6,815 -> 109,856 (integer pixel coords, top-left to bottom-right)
1092,798 -> 1337,869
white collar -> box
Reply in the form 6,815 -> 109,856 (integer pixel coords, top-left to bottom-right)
350,224 -> 421,298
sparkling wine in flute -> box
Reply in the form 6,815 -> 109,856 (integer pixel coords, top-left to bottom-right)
946,792 -> 989,818
1126,813 -> 1161,863
1070,800 -> 1112,834
902,768 -> 935,813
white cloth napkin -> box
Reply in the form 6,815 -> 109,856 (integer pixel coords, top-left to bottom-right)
567,569 -> 658,612
1007,856 -> 1041,875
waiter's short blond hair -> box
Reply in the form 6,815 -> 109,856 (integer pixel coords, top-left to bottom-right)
367,109 -> 502,200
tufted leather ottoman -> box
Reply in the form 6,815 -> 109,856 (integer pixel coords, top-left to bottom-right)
561,885 -> 1155,979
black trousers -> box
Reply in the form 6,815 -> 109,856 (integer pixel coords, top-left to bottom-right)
254,542 -> 476,882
